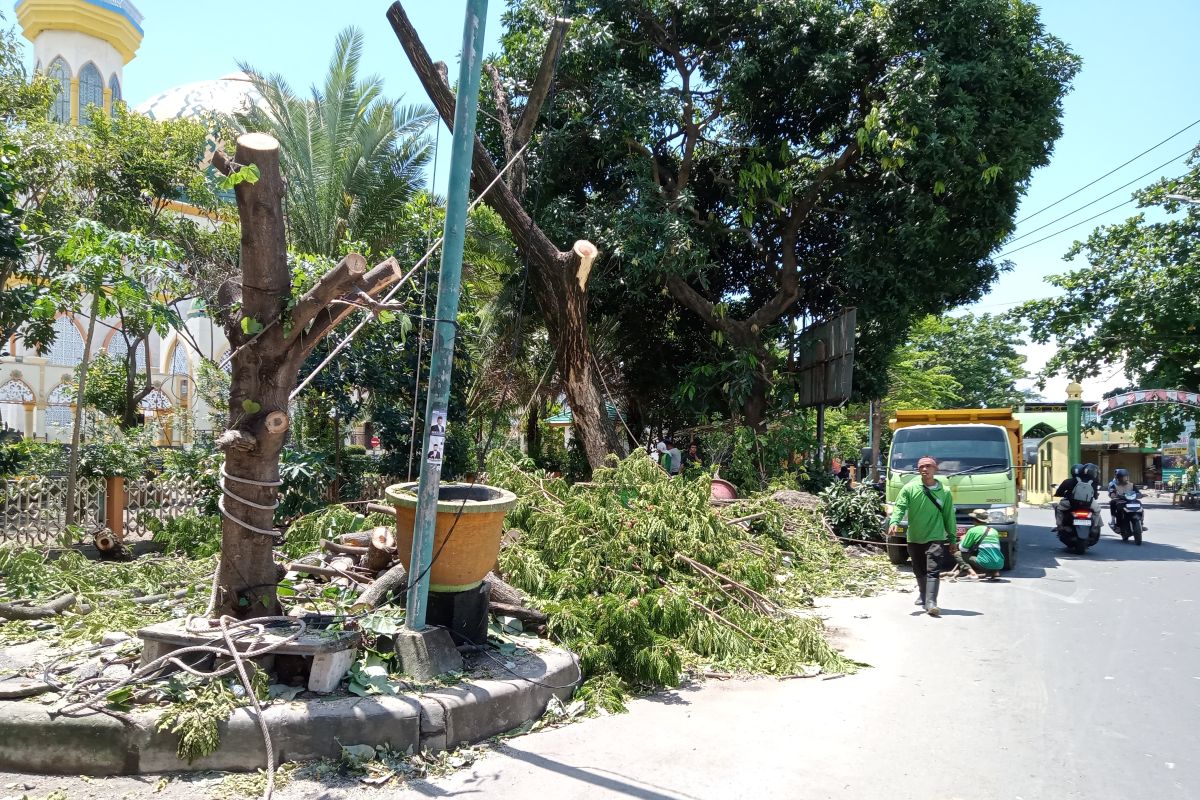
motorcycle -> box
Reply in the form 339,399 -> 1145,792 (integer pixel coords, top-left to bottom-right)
1111,490 -> 1144,546
1057,506 -> 1101,555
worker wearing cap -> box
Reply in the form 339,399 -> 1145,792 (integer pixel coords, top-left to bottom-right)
887,455 -> 956,616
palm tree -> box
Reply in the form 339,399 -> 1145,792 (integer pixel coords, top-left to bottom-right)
236,27 -> 436,257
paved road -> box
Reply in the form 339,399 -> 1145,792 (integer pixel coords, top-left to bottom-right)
379,500 -> 1200,800
5,501 -> 1198,799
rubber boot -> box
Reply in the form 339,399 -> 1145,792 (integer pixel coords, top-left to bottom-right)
925,574 -> 941,617
914,576 -> 926,606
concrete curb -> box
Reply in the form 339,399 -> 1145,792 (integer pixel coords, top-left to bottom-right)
0,648 -> 580,775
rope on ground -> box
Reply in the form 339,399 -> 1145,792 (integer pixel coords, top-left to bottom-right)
47,615 -> 306,800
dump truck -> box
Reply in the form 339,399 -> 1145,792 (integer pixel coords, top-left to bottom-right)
883,408 -> 1023,571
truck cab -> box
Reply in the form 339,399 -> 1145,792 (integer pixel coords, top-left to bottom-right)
884,410 -> 1023,571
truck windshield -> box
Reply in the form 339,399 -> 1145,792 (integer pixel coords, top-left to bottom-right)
890,427 -> 1010,474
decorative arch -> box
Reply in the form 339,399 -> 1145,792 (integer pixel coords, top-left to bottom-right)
139,387 -> 172,411
1024,422 -> 1058,440
78,62 -> 104,124
108,73 -> 122,116
166,339 -> 191,376
0,379 -> 35,404
43,316 -> 86,365
103,330 -> 149,372
47,57 -> 71,123
46,382 -> 74,431
1094,390 -> 1200,418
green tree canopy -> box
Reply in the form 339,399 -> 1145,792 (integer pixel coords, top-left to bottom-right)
903,313 -> 1029,408
487,0 -> 1079,427
1018,147 -> 1200,441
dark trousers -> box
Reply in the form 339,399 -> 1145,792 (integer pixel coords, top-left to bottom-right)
907,542 -> 946,596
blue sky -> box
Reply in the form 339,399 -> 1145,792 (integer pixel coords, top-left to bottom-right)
14,0 -> 1200,398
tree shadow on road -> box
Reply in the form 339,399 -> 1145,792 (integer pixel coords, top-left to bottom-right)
1016,525 -> 1200,571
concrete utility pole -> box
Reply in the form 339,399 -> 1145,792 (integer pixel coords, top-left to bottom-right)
405,0 -> 489,632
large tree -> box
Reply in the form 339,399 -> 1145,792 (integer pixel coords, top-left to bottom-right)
1019,147 -> 1200,441
488,0 -> 1078,429
904,313 -> 1028,408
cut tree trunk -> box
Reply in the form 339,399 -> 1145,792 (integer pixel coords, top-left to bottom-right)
388,2 -> 625,470
366,526 -> 397,573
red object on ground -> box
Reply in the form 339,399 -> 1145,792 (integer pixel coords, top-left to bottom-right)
711,478 -> 738,500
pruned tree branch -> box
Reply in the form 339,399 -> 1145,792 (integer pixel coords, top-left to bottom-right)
284,252 -> 367,342
513,16 -> 571,147
297,257 -> 403,356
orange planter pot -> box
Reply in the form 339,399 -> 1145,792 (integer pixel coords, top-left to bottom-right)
385,482 -> 518,593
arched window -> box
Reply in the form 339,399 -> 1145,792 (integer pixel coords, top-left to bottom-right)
105,333 -> 149,373
78,63 -> 103,125
44,317 -> 84,365
139,388 -> 171,411
47,57 -> 71,123
108,74 -> 122,116
167,342 -> 190,376
46,383 -> 74,431
0,379 -> 34,404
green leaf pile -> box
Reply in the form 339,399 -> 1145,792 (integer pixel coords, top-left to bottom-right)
488,452 -> 893,710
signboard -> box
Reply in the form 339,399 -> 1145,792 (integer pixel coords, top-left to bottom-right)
1094,390 -> 1200,418
792,308 -> 856,408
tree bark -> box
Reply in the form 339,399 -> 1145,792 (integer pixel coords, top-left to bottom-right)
213,133 -> 298,619
387,1 -> 624,469
64,295 -> 100,528
208,133 -> 409,620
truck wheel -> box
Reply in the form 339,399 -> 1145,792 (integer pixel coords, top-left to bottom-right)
886,536 -> 909,565
1001,540 -> 1017,571
1131,518 -> 1142,546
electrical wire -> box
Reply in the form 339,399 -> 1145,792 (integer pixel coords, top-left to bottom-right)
1005,147 -> 1193,245
1016,116 -> 1200,224
997,197 -> 1136,259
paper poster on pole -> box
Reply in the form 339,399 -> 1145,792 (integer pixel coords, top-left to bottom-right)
426,434 -> 444,465
429,410 -> 447,436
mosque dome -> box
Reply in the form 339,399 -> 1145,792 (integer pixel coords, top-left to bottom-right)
135,71 -> 261,121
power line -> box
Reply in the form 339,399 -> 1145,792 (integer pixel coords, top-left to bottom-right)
997,197 -> 1136,259
1017,116 -> 1200,224
1006,147 -> 1192,245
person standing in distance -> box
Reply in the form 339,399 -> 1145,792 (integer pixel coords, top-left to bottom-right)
887,455 -> 956,616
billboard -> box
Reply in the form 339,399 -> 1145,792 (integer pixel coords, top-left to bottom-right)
792,308 -> 856,408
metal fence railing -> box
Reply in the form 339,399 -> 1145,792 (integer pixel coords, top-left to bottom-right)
0,476 -> 104,546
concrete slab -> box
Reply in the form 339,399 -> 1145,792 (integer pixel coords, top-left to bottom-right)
394,627 -> 463,681
0,646 -> 579,776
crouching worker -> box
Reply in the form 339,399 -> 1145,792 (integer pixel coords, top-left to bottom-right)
956,509 -> 1005,580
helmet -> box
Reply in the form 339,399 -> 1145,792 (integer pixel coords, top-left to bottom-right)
1071,463 -> 1085,479
1083,463 -> 1099,482
1114,468 -> 1129,481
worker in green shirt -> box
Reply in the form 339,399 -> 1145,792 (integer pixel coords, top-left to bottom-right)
887,455 -> 956,616
956,509 -> 1005,580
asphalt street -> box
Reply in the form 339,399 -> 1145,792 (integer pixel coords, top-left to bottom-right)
5,500 -> 1198,800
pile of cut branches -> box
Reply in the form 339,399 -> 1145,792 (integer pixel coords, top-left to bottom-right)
487,452 -> 893,710
0,548 -> 214,646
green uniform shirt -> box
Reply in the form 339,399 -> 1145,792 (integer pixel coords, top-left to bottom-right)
889,478 -> 955,544
960,524 -> 1005,570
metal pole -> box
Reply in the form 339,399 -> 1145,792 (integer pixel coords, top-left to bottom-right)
816,404 -> 826,469
405,0 -> 489,632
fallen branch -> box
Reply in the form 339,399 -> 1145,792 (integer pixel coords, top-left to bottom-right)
0,593 -> 77,620
285,562 -> 372,587
723,511 -> 769,526
489,601 -> 548,626
322,539 -> 369,557
360,563 -> 408,608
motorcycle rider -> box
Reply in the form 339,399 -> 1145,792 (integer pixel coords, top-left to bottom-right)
1054,463 -> 1102,535
1108,468 -> 1147,532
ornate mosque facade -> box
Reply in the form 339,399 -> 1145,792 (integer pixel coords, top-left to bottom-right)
2,0 -> 259,444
